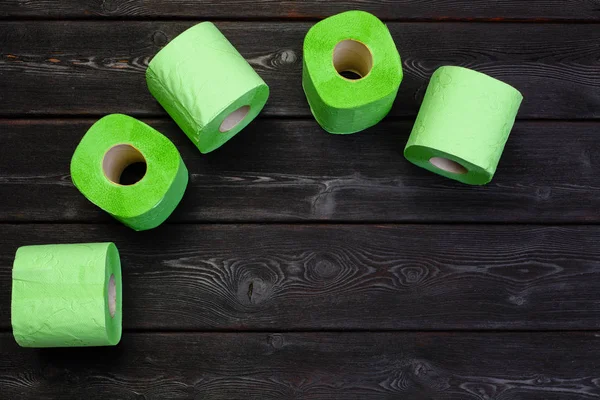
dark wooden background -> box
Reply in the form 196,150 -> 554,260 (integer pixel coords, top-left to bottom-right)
1,1 -> 600,399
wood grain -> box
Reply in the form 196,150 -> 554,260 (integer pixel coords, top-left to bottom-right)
1,119 -> 599,223
2,4 -> 600,399
2,224 -> 600,330
1,0 -> 600,21
0,21 -> 599,118
2,332 -> 600,399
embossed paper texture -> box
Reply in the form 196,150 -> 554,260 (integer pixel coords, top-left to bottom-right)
146,22 -> 269,153
11,243 -> 122,348
303,11 -> 403,134
405,66 -> 523,185
71,114 -> 188,231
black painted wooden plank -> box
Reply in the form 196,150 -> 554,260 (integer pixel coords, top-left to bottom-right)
1,119 -> 598,223
1,0 -> 599,21
2,332 -> 600,399
1,224 -> 599,330
0,21 -> 598,118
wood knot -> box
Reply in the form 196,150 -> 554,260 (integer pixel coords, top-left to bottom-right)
276,49 -> 298,66
402,267 -> 425,283
392,265 -> 432,286
536,186 -> 552,200
412,361 -> 429,376
307,253 -> 341,282
250,49 -> 299,70
234,262 -> 281,306
267,334 -> 284,350
408,359 -> 450,391
314,259 -> 339,279
101,0 -> 119,13
241,278 -> 272,305
460,382 -> 499,400
152,31 -> 169,47
286,263 -> 303,276
534,375 -> 552,385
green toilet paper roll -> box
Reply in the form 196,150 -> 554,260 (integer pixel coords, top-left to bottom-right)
303,10 -> 403,134
404,66 -> 523,185
146,22 -> 270,154
12,243 -> 122,348
71,114 -> 188,231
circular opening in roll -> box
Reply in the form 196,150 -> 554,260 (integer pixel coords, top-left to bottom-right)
120,162 -> 147,185
429,157 -> 468,175
108,274 -> 117,318
333,40 -> 373,80
102,144 -> 147,185
219,105 -> 251,133
338,70 -> 363,80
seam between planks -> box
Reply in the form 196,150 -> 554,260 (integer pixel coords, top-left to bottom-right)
2,328 -> 600,334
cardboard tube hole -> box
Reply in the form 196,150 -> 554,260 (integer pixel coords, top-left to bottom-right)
108,274 -> 116,318
103,144 -> 146,185
333,40 -> 373,80
220,105 -> 250,133
430,157 -> 468,175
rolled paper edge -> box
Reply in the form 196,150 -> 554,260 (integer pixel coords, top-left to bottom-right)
11,243 -> 123,348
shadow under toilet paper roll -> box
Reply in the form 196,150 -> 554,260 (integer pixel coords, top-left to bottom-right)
146,22 -> 270,154
302,10 -> 403,134
71,114 -> 188,231
404,66 -> 523,185
11,243 -> 122,348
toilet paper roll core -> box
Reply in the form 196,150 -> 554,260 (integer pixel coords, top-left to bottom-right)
429,157 -> 468,175
108,274 -> 117,318
102,144 -> 147,185
219,105 -> 251,133
333,40 -> 373,80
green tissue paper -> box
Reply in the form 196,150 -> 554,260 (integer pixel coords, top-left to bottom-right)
11,243 -> 122,348
303,10 -> 403,134
146,22 -> 270,154
71,114 -> 188,231
404,66 -> 523,185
